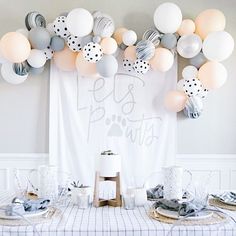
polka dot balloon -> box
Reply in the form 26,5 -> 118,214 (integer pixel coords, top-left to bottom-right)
67,35 -> 82,52
183,78 -> 203,97
133,59 -> 150,74
123,59 -> 134,72
43,46 -> 54,60
53,16 -> 70,38
82,42 -> 103,63
198,87 -> 208,99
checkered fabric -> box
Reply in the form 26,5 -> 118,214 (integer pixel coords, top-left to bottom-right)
0,191 -> 236,236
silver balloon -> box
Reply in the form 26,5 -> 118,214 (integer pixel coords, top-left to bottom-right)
29,27 -> 51,50
13,61 -> 30,76
25,11 -> 46,30
119,43 -> 127,50
136,40 -> 155,60
183,96 -> 203,119
161,34 -> 177,49
93,16 -> 115,37
96,55 -> 118,77
142,28 -> 161,46
177,34 -> 202,59
29,65 -> 45,75
189,52 -> 207,69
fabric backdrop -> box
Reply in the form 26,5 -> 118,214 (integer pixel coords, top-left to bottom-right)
49,52 -> 177,191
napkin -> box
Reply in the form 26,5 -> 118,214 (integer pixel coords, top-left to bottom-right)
147,185 -> 190,200
5,203 -> 25,216
212,192 -> 236,204
153,199 -> 205,216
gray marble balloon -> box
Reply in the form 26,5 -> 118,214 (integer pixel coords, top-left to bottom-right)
142,28 -> 161,46
29,27 -> 51,50
136,40 -> 155,60
183,96 -> 203,119
93,16 -> 115,38
189,52 -> 207,69
161,34 -> 177,49
50,36 -> 65,51
53,16 -> 70,38
13,61 -> 30,76
29,65 -> 45,75
67,35 -> 82,52
25,11 -> 46,30
96,55 -> 118,77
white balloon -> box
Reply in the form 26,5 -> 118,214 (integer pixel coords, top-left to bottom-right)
66,8 -> 94,37
122,30 -> 137,46
1,63 -> 28,84
46,23 -> 56,36
177,79 -> 185,91
177,34 -> 202,58
16,28 -> 29,38
153,3 -> 182,33
182,65 -> 198,79
0,48 -> 8,64
27,49 -> 46,68
203,31 -> 234,62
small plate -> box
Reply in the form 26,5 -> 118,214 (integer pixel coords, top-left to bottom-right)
156,207 -> 213,220
0,206 -> 48,220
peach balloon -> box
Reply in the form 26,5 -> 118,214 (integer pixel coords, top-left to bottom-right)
195,9 -> 226,39
198,61 -> 227,89
164,90 -> 188,112
53,47 -> 77,71
76,52 -> 97,76
113,27 -> 128,45
100,37 -> 118,55
150,48 -> 174,72
124,46 -> 137,62
0,32 -> 31,63
178,19 -> 196,36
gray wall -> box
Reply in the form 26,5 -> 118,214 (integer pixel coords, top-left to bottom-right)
0,0 -> 235,154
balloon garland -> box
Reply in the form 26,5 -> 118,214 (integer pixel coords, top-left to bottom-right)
0,3 -> 234,119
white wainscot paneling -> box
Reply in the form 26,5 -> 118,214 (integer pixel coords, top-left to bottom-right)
0,153 -> 235,192
0,153 -> 48,191
176,154 -> 236,191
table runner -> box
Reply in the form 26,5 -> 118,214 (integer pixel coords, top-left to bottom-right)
0,192 -> 236,236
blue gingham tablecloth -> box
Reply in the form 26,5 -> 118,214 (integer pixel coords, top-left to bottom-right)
0,191 -> 236,236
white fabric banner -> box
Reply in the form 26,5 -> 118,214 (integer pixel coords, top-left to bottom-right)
49,55 -> 177,189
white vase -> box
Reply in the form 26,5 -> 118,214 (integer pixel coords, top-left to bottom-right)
98,154 -> 121,177
134,187 -> 147,206
71,187 -> 92,204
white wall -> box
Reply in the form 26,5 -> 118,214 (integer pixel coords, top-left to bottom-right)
0,0 -> 236,154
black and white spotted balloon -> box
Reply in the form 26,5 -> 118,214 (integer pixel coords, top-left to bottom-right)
136,40 -> 155,60
123,59 -> 134,72
133,59 -> 150,74
183,78 -> 203,97
25,11 -> 46,30
82,42 -> 103,63
43,46 -> 54,60
67,35 -> 82,52
198,87 -> 208,99
183,96 -> 203,119
53,16 -> 70,38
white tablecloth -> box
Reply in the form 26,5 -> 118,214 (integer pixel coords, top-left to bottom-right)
0,192 -> 235,236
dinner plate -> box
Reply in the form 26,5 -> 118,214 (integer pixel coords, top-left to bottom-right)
0,206 -> 48,220
156,207 -> 213,220
218,199 -> 236,206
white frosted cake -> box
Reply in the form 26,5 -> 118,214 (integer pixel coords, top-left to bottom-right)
98,150 -> 121,177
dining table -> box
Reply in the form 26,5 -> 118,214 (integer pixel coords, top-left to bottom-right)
0,191 -> 235,236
